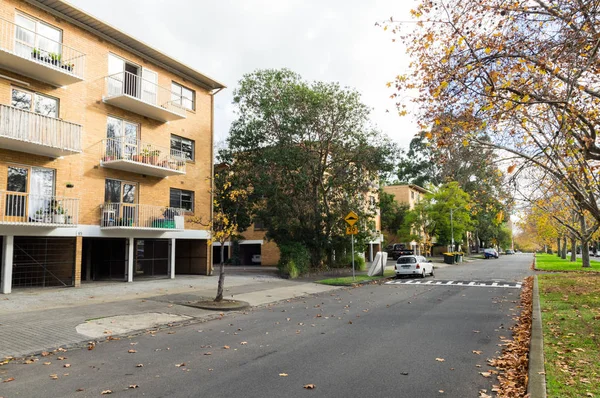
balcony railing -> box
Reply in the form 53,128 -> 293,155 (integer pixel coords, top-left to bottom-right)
0,104 -> 82,157
100,137 -> 186,177
100,203 -> 185,230
0,17 -> 85,85
103,71 -> 187,122
0,191 -> 79,227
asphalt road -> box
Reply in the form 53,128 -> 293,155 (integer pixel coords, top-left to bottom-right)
0,255 -> 533,398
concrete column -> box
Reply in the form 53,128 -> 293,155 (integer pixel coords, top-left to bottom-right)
170,238 -> 176,279
369,243 -> 374,262
127,237 -> 134,283
1,236 -> 14,294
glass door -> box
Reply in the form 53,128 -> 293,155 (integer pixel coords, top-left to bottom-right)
5,166 -> 28,222
29,168 -> 55,221
104,179 -> 137,227
141,68 -> 157,105
107,54 -> 125,96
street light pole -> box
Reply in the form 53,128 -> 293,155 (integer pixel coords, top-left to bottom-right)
450,207 -> 454,252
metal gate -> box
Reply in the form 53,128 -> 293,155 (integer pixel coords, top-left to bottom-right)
12,237 -> 75,288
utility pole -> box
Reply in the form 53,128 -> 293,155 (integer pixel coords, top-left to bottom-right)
450,207 -> 454,252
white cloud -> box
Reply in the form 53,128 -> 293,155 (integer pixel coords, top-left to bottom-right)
68,0 -> 418,148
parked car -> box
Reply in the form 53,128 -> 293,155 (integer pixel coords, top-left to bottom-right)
385,243 -> 414,260
505,249 -> 515,255
395,255 -> 434,278
484,248 -> 499,259
251,254 -> 261,264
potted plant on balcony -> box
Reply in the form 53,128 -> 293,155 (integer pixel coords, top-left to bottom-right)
52,201 -> 66,224
61,62 -> 74,72
49,52 -> 61,66
140,146 -> 151,164
32,48 -> 43,60
149,149 -> 161,165
103,148 -> 115,162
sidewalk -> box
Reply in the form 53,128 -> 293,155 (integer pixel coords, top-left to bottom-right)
0,271 -> 340,359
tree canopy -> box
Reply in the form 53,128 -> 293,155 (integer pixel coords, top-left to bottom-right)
220,69 -> 396,268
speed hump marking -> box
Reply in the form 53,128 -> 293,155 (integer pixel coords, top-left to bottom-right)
345,211 -> 358,226
346,225 -> 358,235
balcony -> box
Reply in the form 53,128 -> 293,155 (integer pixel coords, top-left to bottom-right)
100,138 -> 186,177
0,104 -> 82,157
0,18 -> 85,86
100,203 -> 185,231
103,71 -> 187,122
0,191 -> 78,227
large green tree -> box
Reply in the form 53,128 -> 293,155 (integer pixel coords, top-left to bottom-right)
221,69 -> 396,269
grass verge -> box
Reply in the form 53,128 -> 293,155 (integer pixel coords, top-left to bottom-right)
317,270 -> 395,286
535,253 -> 600,272
538,273 -> 600,397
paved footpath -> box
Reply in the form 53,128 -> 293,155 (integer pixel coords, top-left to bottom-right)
0,271 -> 340,359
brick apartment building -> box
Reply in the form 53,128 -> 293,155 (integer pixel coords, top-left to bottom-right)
0,0 -> 225,293
382,184 -> 429,254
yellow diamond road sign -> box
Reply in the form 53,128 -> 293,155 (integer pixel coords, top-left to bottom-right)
345,211 -> 358,226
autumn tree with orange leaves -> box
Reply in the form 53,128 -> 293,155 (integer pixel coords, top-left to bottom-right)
384,0 -> 600,233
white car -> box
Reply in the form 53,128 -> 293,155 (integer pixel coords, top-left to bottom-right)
395,255 -> 434,278
251,254 -> 261,264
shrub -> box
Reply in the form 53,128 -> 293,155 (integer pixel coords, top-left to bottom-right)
334,252 -> 366,271
278,242 -> 311,278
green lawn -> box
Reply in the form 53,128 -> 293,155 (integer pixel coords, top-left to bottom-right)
317,270 -> 395,286
538,273 -> 600,397
535,253 -> 600,272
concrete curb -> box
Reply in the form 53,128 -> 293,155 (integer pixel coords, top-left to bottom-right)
527,275 -> 547,398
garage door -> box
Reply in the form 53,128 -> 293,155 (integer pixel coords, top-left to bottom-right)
12,237 -> 75,288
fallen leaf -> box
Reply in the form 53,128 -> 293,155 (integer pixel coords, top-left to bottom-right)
472,350 -> 482,355
480,372 -> 491,378
176,363 -> 186,367
41,351 -> 50,357
204,352 -> 212,356
101,390 -> 112,395
64,364 -> 71,368
439,390 -> 444,393
279,373 -> 288,377
400,372 -> 409,375
223,346 -> 230,349
435,358 -> 445,362
240,342 -> 248,345
129,385 -> 138,389
3,377 -> 15,383
87,343 -> 95,351
76,388 -> 84,392
50,374 -> 58,380
57,356 -> 66,360
136,364 -> 144,368
43,362 -> 51,365
128,349 -> 137,354
303,384 -> 316,389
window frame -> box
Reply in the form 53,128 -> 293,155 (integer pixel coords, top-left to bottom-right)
170,134 -> 195,161
15,12 -> 63,53
171,81 -> 195,111
11,86 -> 60,118
169,188 -> 194,213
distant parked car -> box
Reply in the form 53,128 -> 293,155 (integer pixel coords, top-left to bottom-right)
505,249 -> 515,255
484,248 -> 499,259
395,255 -> 434,278
251,254 -> 261,264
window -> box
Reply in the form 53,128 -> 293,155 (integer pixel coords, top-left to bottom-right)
15,13 -> 62,59
254,219 -> 265,231
170,135 -> 194,161
170,188 -> 194,212
106,116 -> 139,160
11,87 -> 59,118
411,191 -> 415,199
104,179 -> 137,204
171,82 -> 195,111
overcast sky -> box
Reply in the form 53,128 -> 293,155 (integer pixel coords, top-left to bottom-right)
68,0 -> 417,148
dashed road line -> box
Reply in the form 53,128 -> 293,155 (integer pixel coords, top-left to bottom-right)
385,280 -> 522,289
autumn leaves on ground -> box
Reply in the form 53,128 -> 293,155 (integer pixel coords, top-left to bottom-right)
539,273 -> 600,397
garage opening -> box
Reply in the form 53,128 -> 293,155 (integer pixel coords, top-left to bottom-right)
239,243 -> 261,265
212,244 -> 230,265
12,237 -> 75,288
82,238 -> 127,281
175,239 -> 208,275
134,239 -> 169,279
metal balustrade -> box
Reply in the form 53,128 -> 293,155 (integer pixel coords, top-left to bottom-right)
0,104 -> 82,155
0,17 -> 85,83
100,203 -> 185,230
0,191 -> 79,226
101,137 -> 186,177
104,71 -> 187,121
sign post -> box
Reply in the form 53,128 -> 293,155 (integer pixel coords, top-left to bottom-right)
345,211 -> 359,281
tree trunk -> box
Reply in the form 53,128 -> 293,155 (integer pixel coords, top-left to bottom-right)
561,236 -> 567,259
570,237 -> 577,262
556,237 -> 561,257
215,242 -> 226,302
580,214 -> 591,268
